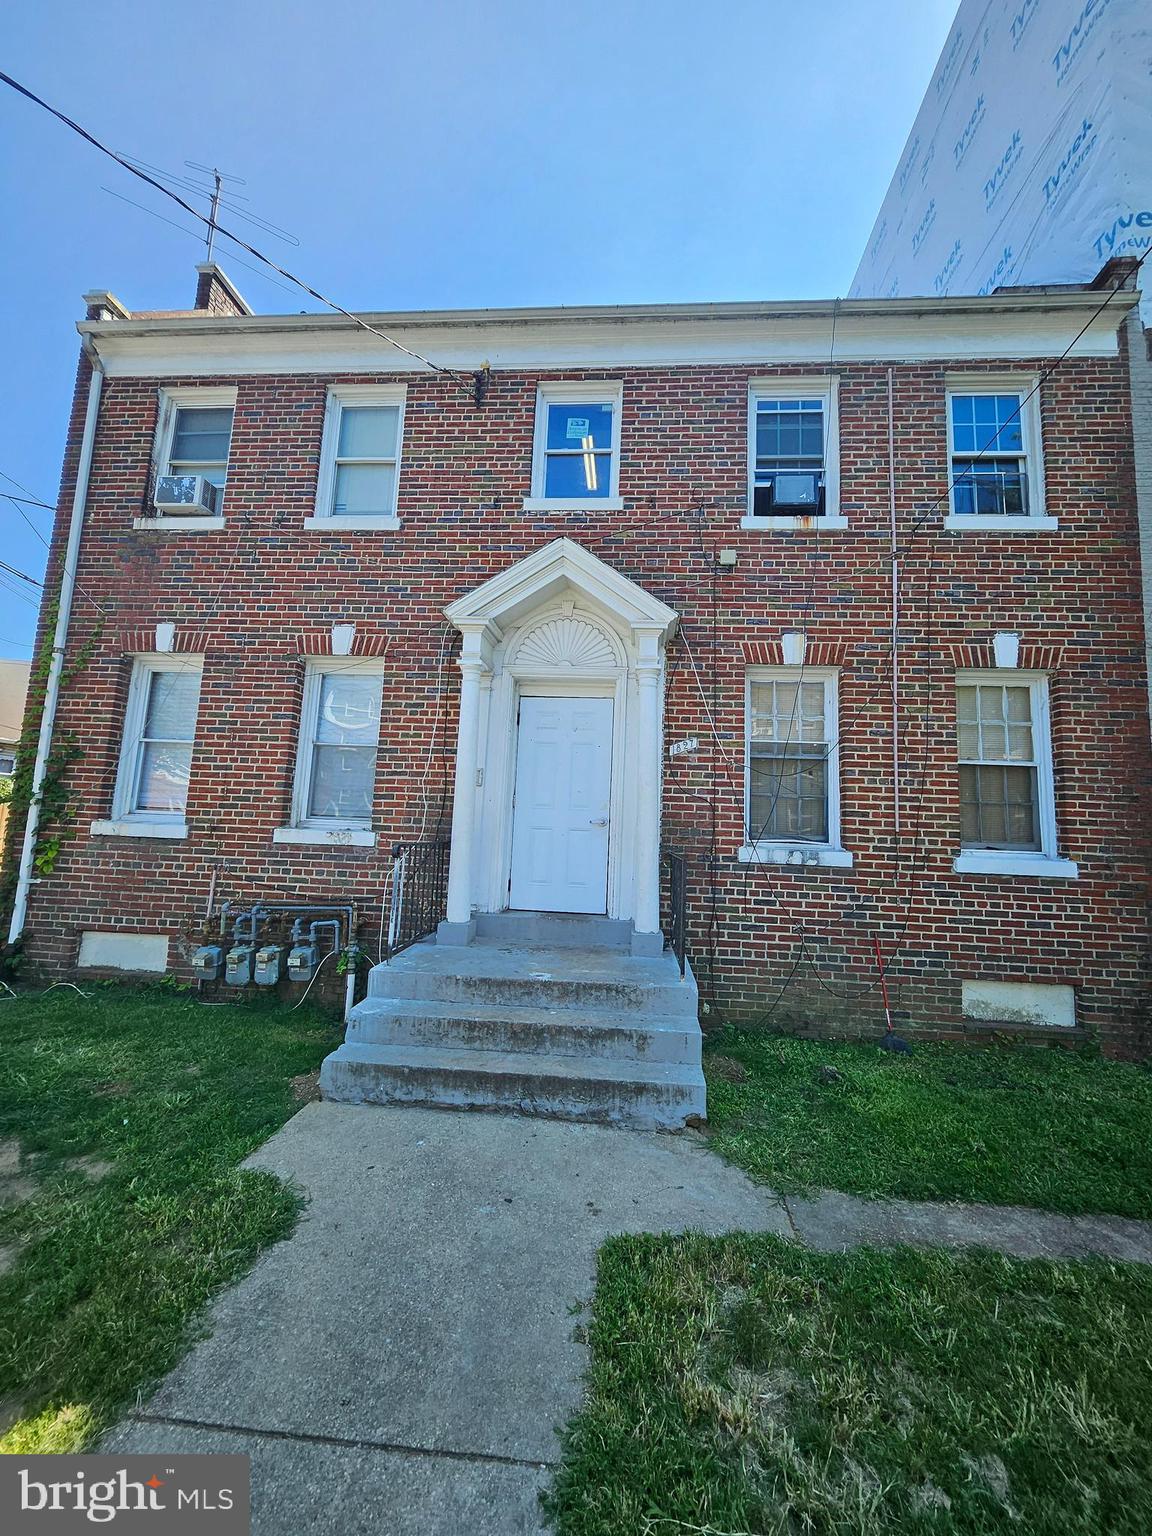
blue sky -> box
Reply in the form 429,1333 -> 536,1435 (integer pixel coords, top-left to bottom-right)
0,0 -> 955,658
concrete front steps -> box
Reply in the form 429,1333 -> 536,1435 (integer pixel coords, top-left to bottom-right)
320,915 -> 706,1130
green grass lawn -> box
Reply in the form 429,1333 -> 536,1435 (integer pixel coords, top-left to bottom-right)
703,1031 -> 1152,1218
547,1232 -> 1152,1536
0,984 -> 337,1453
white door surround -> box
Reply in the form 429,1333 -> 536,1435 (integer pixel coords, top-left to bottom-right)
509,695 -> 614,914
437,539 -> 678,949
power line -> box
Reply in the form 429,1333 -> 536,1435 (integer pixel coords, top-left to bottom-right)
0,493 -> 57,512
0,491 -> 107,617
0,560 -> 42,587
0,69 -> 479,397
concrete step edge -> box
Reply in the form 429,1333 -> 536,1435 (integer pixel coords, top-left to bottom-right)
327,1040 -> 708,1090
349,996 -> 702,1034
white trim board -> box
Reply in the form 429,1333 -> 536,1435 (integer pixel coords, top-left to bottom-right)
83,303 -> 1129,378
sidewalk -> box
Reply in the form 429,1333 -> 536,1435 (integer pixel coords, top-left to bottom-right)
104,1103 -> 1152,1534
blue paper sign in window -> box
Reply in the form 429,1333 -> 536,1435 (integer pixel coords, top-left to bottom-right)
543,401 -> 614,498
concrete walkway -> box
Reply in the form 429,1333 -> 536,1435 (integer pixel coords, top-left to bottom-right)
104,1103 -> 1152,1534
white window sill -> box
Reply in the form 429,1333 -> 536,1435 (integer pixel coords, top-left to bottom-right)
740,514 -> 848,531
302,515 -> 401,531
132,516 -> 225,531
91,819 -> 188,839
272,826 -> 377,847
954,850 -> 1079,879
943,515 -> 1058,532
521,497 -> 625,513
738,843 -> 854,868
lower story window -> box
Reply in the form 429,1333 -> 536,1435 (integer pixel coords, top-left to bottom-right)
292,663 -> 383,827
746,669 -> 839,846
956,680 -> 1041,849
112,657 -> 203,822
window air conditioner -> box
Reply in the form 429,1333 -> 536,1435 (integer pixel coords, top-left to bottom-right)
153,474 -> 221,516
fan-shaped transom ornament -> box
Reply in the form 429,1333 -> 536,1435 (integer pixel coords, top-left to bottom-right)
515,616 -> 620,670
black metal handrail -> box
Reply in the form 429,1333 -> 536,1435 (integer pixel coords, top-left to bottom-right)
384,840 -> 450,961
664,849 -> 687,978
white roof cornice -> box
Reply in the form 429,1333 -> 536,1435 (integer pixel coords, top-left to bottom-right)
79,288 -> 1138,377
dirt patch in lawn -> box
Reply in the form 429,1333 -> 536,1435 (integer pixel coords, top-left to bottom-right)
706,1055 -> 749,1084
65,1155 -> 114,1183
0,1139 -> 36,1206
291,1070 -> 322,1103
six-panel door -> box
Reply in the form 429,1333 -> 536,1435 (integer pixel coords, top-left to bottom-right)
508,696 -> 613,913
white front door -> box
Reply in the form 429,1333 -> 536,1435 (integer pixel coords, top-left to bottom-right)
508,696 -> 613,913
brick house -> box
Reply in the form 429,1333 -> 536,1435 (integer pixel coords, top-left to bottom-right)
5,262 -> 1149,1121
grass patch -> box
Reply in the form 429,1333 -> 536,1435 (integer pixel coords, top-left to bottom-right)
547,1232 -> 1152,1535
703,1031 -> 1152,1218
0,985 -> 337,1452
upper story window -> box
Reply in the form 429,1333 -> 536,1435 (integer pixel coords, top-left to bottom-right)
525,381 -> 623,511
744,379 -> 841,529
167,407 -> 234,488
741,667 -> 852,867
945,376 -> 1050,529
99,656 -> 203,835
953,672 -> 1076,878
308,385 -> 406,530
147,388 -> 236,526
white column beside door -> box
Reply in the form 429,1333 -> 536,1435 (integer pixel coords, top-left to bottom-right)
631,648 -> 664,951
440,653 -> 486,942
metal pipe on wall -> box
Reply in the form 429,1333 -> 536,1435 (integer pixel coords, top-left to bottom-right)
887,367 -> 901,845
7,352 -> 105,946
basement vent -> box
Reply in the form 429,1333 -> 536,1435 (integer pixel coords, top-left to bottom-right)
77,932 -> 169,974
961,980 -> 1075,1029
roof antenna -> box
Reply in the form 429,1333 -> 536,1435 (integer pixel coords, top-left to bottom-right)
185,161 -> 246,263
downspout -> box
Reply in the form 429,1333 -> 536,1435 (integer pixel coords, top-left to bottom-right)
7,346 -> 104,946
1125,308 -> 1152,735
887,368 -> 901,846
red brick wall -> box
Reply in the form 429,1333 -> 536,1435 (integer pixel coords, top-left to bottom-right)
16,351 -> 1152,1053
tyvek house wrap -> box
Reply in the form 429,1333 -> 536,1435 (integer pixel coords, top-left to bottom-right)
850,0 -> 1152,321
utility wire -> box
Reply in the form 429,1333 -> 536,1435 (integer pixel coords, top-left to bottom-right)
0,493 -> 57,512
0,559 -> 43,587
0,69 -> 477,396
1,491 -> 108,616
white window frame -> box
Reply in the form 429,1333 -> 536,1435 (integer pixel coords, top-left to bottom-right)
135,386 -> 236,531
524,380 -> 624,512
953,670 -> 1077,878
743,377 -> 843,531
91,654 -> 203,839
738,666 -> 853,867
944,374 -> 1056,531
275,658 -> 383,847
305,384 -> 407,531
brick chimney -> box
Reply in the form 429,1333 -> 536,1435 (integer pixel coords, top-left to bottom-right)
82,290 -> 131,322
1090,256 -> 1142,292
193,263 -> 253,317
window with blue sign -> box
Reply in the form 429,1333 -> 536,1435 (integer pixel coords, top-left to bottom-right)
532,386 -> 621,502
751,394 -> 827,516
949,392 -> 1029,516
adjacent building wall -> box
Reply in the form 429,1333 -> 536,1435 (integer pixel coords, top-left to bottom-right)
850,0 -> 1151,318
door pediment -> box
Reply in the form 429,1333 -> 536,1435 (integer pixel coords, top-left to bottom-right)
444,538 -> 678,643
